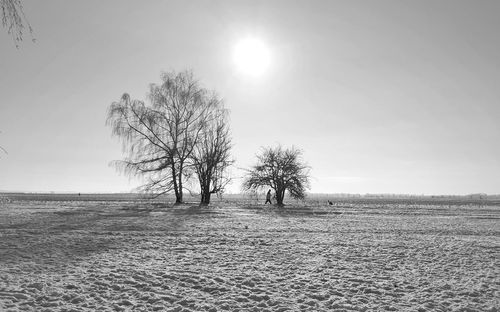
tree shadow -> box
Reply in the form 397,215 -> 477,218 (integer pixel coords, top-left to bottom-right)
0,201 -> 199,269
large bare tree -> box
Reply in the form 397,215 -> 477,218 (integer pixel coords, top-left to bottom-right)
107,71 -> 218,204
243,146 -> 310,206
190,104 -> 233,205
1,0 -> 33,46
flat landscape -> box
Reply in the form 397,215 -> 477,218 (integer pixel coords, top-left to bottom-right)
0,194 -> 499,312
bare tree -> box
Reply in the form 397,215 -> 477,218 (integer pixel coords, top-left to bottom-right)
243,146 -> 310,206
1,0 -> 33,46
190,104 -> 233,205
0,144 -> 6,157
0,131 -> 6,157
106,71 -> 217,204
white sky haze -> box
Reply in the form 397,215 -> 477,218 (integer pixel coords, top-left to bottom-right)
1,1 -> 499,194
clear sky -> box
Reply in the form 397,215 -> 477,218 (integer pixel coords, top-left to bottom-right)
1,0 -> 499,195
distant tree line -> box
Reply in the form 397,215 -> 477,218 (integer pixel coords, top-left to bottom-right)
107,70 -> 310,205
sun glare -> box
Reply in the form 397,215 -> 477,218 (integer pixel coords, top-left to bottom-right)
233,38 -> 271,76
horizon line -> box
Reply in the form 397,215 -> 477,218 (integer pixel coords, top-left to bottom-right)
0,191 -> 497,197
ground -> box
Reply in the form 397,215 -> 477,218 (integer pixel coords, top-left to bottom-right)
0,195 -> 499,311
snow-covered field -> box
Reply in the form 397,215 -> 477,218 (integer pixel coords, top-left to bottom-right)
0,196 -> 499,311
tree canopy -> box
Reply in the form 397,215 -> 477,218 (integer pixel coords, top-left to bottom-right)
190,106 -> 233,205
107,70 -> 232,204
243,146 -> 310,206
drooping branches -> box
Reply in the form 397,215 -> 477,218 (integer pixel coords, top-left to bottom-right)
107,93 -> 178,198
243,146 -> 310,206
1,0 -> 33,46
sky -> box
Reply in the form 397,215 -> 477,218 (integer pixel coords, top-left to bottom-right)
1,0 -> 499,195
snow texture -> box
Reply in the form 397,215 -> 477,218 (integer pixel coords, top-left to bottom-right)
0,198 -> 499,311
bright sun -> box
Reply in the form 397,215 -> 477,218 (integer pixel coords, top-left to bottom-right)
233,38 -> 271,76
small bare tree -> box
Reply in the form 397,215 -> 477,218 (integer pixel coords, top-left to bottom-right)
1,0 -> 33,46
190,104 -> 233,205
0,131 -> 6,157
243,146 -> 310,206
107,71 -> 216,204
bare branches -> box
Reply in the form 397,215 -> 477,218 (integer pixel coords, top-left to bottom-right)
190,103 -> 233,204
0,145 -> 7,158
0,130 -> 6,157
243,146 -> 310,206
1,0 -> 33,47
107,70 -> 233,204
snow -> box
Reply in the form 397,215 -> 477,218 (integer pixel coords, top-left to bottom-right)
0,198 -> 499,311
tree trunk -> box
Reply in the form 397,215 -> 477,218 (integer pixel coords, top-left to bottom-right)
176,174 -> 183,204
200,190 -> 211,205
198,170 -> 212,205
276,187 -> 284,206
171,164 -> 182,204
176,164 -> 184,204
175,194 -> 182,204
200,177 -> 211,205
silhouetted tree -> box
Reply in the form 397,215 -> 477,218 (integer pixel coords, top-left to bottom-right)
0,131 -> 6,157
243,146 -> 310,206
190,105 -> 233,205
1,0 -> 33,46
107,71 -> 220,204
